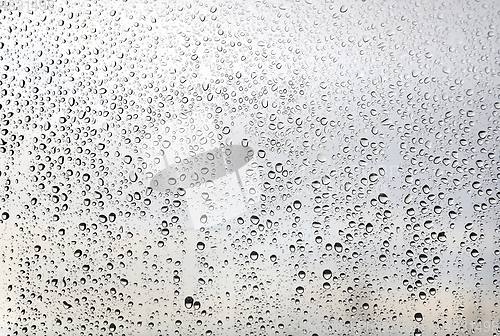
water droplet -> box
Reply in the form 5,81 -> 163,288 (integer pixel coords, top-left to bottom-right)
185,296 -> 194,309
250,251 -> 259,260
378,193 -> 388,204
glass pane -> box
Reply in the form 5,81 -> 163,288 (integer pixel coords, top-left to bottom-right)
1,0 -> 499,335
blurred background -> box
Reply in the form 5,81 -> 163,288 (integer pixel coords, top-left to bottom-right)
0,0 -> 499,335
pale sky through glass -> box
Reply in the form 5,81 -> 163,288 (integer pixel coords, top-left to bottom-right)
0,0 -> 499,335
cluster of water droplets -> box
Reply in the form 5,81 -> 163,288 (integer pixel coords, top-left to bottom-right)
1,0 -> 499,335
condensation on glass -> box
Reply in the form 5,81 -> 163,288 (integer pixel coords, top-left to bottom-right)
0,0 -> 499,335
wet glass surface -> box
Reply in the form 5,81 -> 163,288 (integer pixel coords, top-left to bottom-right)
0,0 -> 499,335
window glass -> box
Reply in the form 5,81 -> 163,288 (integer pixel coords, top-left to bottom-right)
1,0 -> 499,335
